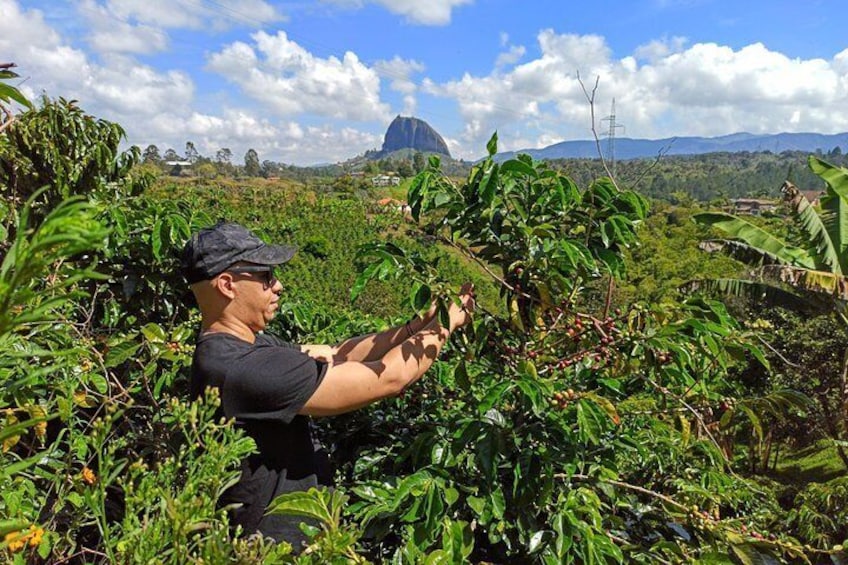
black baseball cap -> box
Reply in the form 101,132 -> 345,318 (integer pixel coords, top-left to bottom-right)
181,222 -> 296,284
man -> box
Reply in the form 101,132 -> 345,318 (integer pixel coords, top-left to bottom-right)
182,222 -> 474,548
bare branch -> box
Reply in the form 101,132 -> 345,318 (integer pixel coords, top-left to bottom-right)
576,71 -> 619,190
625,140 -> 676,192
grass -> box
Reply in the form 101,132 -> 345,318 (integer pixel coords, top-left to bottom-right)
773,439 -> 847,484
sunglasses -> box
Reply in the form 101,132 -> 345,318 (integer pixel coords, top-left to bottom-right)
226,265 -> 279,290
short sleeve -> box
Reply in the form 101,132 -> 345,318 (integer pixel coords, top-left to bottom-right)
222,344 -> 327,424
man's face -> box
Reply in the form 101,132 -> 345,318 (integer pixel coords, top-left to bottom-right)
224,264 -> 283,331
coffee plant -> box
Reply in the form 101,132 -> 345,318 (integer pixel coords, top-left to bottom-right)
325,134 -> 839,563
1,83 -> 845,563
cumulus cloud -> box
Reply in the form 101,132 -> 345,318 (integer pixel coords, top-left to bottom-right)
0,0 -> 383,164
634,36 -> 688,62
0,0 -> 194,115
76,0 -> 281,55
323,0 -> 473,25
207,30 -> 390,121
495,45 -> 526,69
134,110 -> 381,165
425,29 -> 848,157
374,56 -> 425,113
84,0 -> 280,31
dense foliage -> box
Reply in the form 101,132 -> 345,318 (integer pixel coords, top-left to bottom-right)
1,91 -> 846,564
552,150 -> 848,203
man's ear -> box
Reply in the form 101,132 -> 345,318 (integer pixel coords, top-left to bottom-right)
215,273 -> 237,299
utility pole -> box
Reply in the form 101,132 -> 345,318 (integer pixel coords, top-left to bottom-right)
601,98 -> 625,178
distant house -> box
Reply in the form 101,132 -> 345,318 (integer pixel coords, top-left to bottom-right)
164,160 -> 193,176
730,198 -> 778,215
372,174 -> 401,187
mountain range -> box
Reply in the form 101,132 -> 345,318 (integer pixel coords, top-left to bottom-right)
493,132 -> 848,162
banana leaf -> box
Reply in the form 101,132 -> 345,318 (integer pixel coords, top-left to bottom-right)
781,180 -> 841,274
693,212 -> 815,269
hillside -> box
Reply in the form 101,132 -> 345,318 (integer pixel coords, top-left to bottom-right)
495,131 -> 848,161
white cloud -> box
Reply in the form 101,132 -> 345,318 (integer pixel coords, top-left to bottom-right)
374,56 -> 425,113
0,0 -> 194,114
425,29 -> 848,157
323,0 -> 473,25
207,31 -> 390,121
495,44 -> 526,69
86,0 -> 280,30
76,0 -> 281,55
145,110 -> 381,165
79,0 -> 168,54
634,36 -> 688,62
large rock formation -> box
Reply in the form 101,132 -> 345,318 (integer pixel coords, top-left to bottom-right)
380,116 -> 451,157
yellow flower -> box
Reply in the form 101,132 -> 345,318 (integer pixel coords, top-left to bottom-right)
3,525 -> 44,552
82,466 -> 97,485
27,405 -> 47,440
28,527 -> 43,547
34,420 -> 47,439
4,531 -> 25,552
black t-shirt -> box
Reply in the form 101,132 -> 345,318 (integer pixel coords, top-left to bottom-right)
189,331 -> 330,548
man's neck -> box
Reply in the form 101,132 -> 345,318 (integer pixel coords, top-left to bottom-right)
202,317 -> 256,344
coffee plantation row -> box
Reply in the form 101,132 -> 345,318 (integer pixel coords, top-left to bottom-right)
1,93 -> 847,563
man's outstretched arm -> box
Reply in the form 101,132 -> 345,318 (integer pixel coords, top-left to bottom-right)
300,283 -> 474,364
298,286 -> 474,416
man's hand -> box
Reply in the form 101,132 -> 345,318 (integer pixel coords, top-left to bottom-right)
448,282 -> 475,332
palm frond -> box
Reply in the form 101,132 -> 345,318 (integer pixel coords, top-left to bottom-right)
693,212 -> 816,269
682,278 -> 822,313
807,157 -> 848,273
699,239 -> 786,267
781,180 -> 841,274
761,265 -> 848,302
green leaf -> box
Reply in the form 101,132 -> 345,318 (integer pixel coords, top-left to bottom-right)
729,542 -> 770,565
141,322 -> 167,343
453,361 -> 471,391
486,131 -> 498,156
581,392 -> 621,426
0,83 -> 32,109
266,487 -> 339,526
576,399 -> 605,445
467,496 -> 485,517
489,488 -> 506,520
518,359 -> 538,379
500,158 -> 537,177
412,282 -> 432,311
806,157 -> 848,272
694,212 -> 815,268
0,520 -> 29,537
350,262 -> 380,303
105,338 -> 141,368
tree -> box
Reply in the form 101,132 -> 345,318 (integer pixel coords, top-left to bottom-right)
163,148 -> 179,162
185,141 -> 199,164
396,159 -> 413,178
215,147 -> 232,165
142,144 -> 161,164
694,156 -> 848,466
261,160 -> 281,178
244,148 -> 261,177
413,151 -> 426,174
1,97 -> 140,209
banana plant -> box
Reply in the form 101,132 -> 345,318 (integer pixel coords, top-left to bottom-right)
693,155 -> 848,468
693,156 -> 848,318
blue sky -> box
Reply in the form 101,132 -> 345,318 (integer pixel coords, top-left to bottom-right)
3,0 -> 847,164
